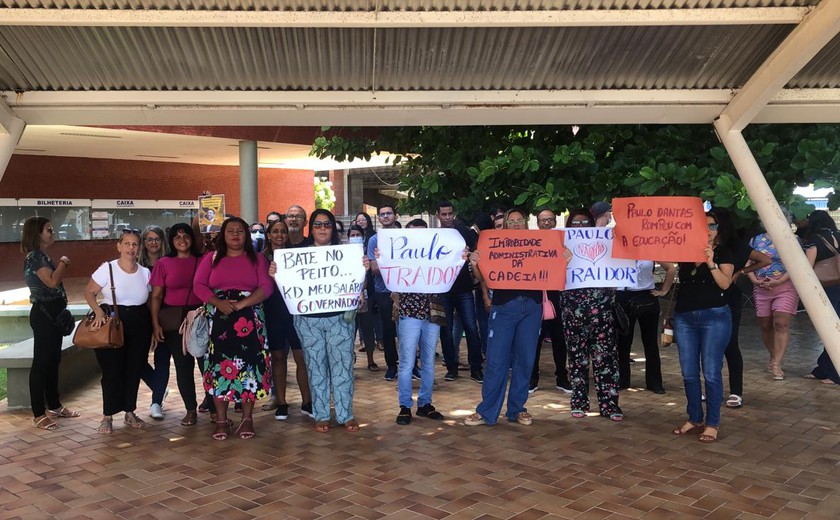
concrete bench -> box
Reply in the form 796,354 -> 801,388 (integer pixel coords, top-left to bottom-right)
0,320 -> 100,409
0,304 -> 90,344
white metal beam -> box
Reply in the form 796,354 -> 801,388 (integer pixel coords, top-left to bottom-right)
719,0 -> 840,131
0,99 -> 25,182
0,7 -> 809,28
4,89 -> 840,126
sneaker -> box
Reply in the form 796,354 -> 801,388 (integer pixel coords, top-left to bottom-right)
412,366 -> 422,381
300,402 -> 313,418
444,369 -> 459,381
513,411 -> 533,426
463,413 -> 486,426
383,367 -> 397,381
416,404 -> 444,420
396,406 -> 412,425
555,381 -> 573,394
274,404 -> 289,421
528,382 -> 538,394
149,403 -> 164,420
470,369 -> 484,384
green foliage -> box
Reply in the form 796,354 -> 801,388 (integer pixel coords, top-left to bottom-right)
314,177 -> 336,211
311,124 -> 840,224
0,368 -> 6,402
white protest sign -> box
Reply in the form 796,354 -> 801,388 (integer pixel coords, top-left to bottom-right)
274,244 -> 367,315
564,227 -> 639,289
376,228 -> 467,294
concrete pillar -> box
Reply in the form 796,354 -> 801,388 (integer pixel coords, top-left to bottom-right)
239,140 -> 258,224
0,116 -> 25,184
714,116 -> 840,374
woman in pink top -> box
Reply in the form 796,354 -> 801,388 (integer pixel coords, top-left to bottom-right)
193,217 -> 274,440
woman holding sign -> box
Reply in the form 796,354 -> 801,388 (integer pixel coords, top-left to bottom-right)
562,209 -> 623,422
464,208 -> 544,427
193,217 -> 274,440
668,211 -> 734,443
293,209 -> 369,433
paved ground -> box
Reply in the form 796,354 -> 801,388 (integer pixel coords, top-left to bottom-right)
1,309 -> 839,519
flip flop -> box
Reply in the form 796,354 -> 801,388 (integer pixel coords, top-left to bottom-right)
315,421 -> 330,433
343,419 -> 360,433
672,421 -> 704,435
47,407 -> 81,418
34,415 -> 59,430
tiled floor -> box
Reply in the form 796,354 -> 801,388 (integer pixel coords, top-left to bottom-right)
2,311 -> 839,519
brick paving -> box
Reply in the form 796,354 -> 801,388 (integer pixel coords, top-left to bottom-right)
2,311 -> 839,519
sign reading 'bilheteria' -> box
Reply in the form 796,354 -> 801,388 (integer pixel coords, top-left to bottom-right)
274,244 -> 367,315
564,227 -> 638,289
375,228 -> 466,293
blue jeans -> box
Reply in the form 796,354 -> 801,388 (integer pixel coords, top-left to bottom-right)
397,317 -> 440,408
673,305 -> 732,427
475,297 -> 542,424
440,291 -> 484,371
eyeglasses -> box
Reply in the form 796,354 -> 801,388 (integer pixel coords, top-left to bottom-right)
538,217 -> 556,224
708,224 -> 719,231
570,219 -> 590,226
379,211 -> 394,217
121,228 -> 141,236
506,219 -> 526,226
144,237 -> 161,243
285,215 -> 304,221
312,221 -> 333,229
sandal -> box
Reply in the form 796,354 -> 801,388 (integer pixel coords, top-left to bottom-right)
212,420 -> 230,441
315,421 -> 330,433
124,412 -> 145,429
367,363 -> 380,372
699,425 -> 719,443
343,419 -> 360,433
235,418 -> 255,439
180,410 -> 198,427
725,394 -> 743,408
672,421 -> 704,435
609,413 -> 624,422
97,416 -> 113,434
33,415 -> 59,430
47,406 -> 81,418
771,365 -> 785,381
571,410 -> 587,419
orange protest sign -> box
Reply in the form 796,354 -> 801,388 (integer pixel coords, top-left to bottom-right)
611,196 -> 707,262
477,230 -> 566,290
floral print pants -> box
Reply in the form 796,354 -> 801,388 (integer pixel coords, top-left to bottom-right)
562,288 -> 621,416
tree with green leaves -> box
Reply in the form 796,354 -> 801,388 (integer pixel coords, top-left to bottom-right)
311,124 -> 840,224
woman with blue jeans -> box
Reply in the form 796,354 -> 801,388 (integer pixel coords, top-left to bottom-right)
667,211 -> 734,443
465,208 -> 546,427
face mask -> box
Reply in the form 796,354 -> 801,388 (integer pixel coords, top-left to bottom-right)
348,236 -> 364,244
251,231 -> 264,241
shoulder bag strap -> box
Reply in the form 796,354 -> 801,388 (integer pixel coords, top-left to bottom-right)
108,262 -> 120,321
818,233 -> 840,256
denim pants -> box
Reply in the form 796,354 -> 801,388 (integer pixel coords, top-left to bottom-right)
475,296 -> 542,424
294,315 -> 355,423
397,317 -> 440,408
452,286 -> 489,354
673,305 -> 732,427
440,291 -> 484,371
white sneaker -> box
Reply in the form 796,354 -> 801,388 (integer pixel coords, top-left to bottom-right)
149,403 -> 164,420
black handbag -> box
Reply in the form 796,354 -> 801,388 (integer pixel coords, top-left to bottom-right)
39,304 -> 75,336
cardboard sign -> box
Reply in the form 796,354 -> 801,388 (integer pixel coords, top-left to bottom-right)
564,228 -> 639,289
274,244 -> 367,315
375,228 -> 467,294
198,194 -> 225,233
612,196 -> 707,262
477,230 -> 566,290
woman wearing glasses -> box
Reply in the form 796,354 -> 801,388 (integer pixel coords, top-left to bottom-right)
292,210 -> 369,433
21,217 -> 80,430
138,225 -> 168,417
465,208 -> 546,427
562,209 -> 623,422
84,229 -> 153,434
194,217 -> 274,440
667,211 -> 734,443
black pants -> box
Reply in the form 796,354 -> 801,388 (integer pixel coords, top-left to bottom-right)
531,291 -> 569,386
616,291 -> 663,390
374,292 -> 398,369
154,330 -> 198,411
724,294 -> 744,396
95,305 -> 152,416
29,300 -> 65,417
356,310 -> 377,354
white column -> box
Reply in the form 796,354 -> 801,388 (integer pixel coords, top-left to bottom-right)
714,115 -> 840,373
239,140 -> 258,224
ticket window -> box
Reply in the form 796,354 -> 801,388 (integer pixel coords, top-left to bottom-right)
0,206 -> 91,243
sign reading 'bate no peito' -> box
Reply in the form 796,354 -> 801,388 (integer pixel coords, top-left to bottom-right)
477,230 -> 567,290
611,196 -> 708,262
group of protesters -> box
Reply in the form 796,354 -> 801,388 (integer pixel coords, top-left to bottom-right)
20,199 -> 840,443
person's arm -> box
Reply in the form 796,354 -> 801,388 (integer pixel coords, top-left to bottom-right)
194,254 -> 236,315
734,249 -> 772,282
150,285 -> 165,344
651,262 -> 676,297
233,287 -> 266,311
35,254 -> 70,289
367,236 -> 381,275
806,245 -> 818,267
84,278 -> 107,327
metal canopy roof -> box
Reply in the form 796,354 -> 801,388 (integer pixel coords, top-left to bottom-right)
0,0 -> 839,126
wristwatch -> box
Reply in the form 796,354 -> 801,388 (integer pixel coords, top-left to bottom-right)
709,263 -> 719,271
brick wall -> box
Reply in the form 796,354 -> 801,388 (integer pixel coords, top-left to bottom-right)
0,154 -> 316,283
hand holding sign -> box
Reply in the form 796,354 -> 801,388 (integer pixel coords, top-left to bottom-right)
611,196 -> 707,262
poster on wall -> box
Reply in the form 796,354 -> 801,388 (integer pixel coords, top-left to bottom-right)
198,194 -> 225,233
375,228 -> 466,293
273,244 -> 368,315
564,227 -> 638,289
